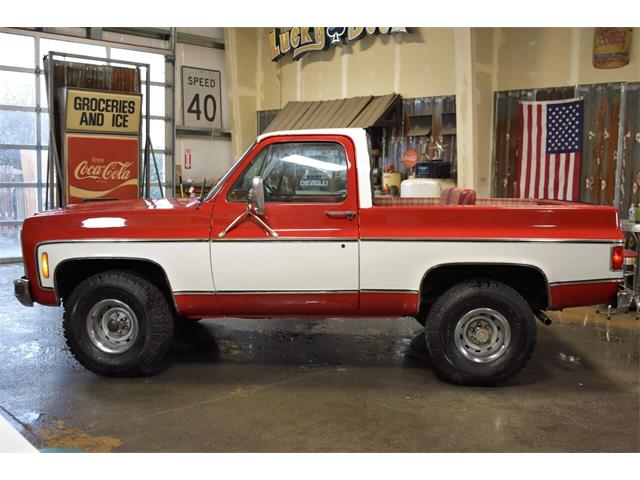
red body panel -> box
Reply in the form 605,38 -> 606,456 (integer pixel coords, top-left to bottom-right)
174,294 -> 223,318
549,281 -> 620,309
359,204 -> 622,241
359,292 -> 420,316
216,293 -> 359,317
176,292 -> 419,318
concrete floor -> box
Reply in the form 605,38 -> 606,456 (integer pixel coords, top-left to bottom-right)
0,263 -> 638,452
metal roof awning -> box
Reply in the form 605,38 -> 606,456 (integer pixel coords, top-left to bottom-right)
263,93 -> 401,133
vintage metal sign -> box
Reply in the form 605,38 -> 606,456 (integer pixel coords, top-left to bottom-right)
62,87 -> 141,204
593,28 -> 633,69
65,89 -> 142,135
64,134 -> 140,204
268,27 -> 408,62
182,66 -> 222,129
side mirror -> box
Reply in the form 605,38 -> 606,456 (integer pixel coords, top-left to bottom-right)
247,176 -> 265,215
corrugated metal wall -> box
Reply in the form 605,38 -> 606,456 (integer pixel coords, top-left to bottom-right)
492,82 -> 639,213
616,83 -> 640,213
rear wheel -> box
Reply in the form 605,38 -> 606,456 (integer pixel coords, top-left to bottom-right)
424,279 -> 536,386
63,271 -> 174,376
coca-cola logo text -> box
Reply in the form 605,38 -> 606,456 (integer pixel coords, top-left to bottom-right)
74,157 -> 133,181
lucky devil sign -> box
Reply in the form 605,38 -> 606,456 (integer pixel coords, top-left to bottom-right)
63,88 -> 142,204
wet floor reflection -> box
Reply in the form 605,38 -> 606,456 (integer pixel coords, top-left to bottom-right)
169,318 -> 432,370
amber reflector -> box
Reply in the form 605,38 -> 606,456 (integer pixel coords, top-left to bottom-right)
42,252 -> 49,278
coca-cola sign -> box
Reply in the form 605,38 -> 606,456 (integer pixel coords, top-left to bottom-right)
74,159 -> 133,181
65,134 -> 139,204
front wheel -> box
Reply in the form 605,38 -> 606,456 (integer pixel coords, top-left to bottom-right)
424,279 -> 536,386
63,271 -> 174,377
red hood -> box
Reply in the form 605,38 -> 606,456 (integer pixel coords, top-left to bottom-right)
38,197 -> 195,215
22,197 -> 214,243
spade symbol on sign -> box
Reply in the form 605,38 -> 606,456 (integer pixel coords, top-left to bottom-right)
327,28 -> 347,45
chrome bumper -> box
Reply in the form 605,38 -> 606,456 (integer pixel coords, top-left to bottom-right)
14,277 -> 33,307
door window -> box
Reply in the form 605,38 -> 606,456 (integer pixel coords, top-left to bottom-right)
228,142 -> 348,203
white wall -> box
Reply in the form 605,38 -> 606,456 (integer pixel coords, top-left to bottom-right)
174,28 -> 233,186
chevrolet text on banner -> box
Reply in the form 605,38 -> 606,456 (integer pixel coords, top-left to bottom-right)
517,98 -> 584,201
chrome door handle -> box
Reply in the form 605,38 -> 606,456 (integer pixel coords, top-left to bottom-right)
325,210 -> 356,220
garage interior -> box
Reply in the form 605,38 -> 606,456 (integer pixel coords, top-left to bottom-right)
0,26 -> 639,453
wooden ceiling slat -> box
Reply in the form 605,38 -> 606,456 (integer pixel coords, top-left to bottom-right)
331,96 -> 372,128
264,93 -> 400,132
294,101 -> 323,129
351,94 -> 398,127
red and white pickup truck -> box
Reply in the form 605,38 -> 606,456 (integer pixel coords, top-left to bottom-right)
14,128 -> 628,385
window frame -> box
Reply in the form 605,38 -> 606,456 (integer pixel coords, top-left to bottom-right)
226,139 -> 350,205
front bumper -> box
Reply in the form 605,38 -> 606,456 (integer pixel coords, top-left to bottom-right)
14,277 -> 33,307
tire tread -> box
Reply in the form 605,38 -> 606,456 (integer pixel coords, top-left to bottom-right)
424,278 -> 536,386
62,270 -> 174,377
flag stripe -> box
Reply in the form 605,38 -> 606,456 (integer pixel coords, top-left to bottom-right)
529,104 -> 538,198
525,105 -> 533,198
567,152 -> 575,200
573,153 -> 581,201
558,154 -> 566,200
552,154 -> 560,200
538,103 -> 547,198
548,153 -> 555,200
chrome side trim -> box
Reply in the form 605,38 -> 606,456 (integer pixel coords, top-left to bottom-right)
37,238 -> 209,245
362,238 -> 624,244
38,237 -> 621,246
549,278 -> 622,287
173,291 -> 216,295
215,290 -> 359,295
360,289 -> 419,294
211,238 -> 358,242
173,289 -> 419,295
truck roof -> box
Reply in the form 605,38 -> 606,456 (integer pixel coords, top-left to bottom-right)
257,127 -> 367,142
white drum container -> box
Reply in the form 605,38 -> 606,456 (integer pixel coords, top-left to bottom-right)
400,178 -> 455,198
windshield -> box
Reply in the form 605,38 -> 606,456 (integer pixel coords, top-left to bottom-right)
202,141 -> 257,202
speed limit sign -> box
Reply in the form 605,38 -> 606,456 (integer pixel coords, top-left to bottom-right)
182,66 -> 222,129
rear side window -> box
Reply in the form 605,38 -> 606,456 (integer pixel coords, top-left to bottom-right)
228,142 -> 348,203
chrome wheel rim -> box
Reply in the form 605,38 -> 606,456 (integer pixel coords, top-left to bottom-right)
86,299 -> 139,354
454,307 -> 511,363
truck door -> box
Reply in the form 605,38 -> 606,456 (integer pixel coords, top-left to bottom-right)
210,135 -> 359,315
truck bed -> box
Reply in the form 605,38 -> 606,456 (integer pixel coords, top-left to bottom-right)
373,196 -> 576,207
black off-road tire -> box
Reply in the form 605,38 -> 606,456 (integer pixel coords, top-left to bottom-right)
63,270 -> 174,377
424,279 -> 536,386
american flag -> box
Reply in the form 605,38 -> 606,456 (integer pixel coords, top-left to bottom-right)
517,98 -> 584,201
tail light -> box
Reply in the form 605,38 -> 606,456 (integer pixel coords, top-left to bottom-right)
611,245 -> 623,271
